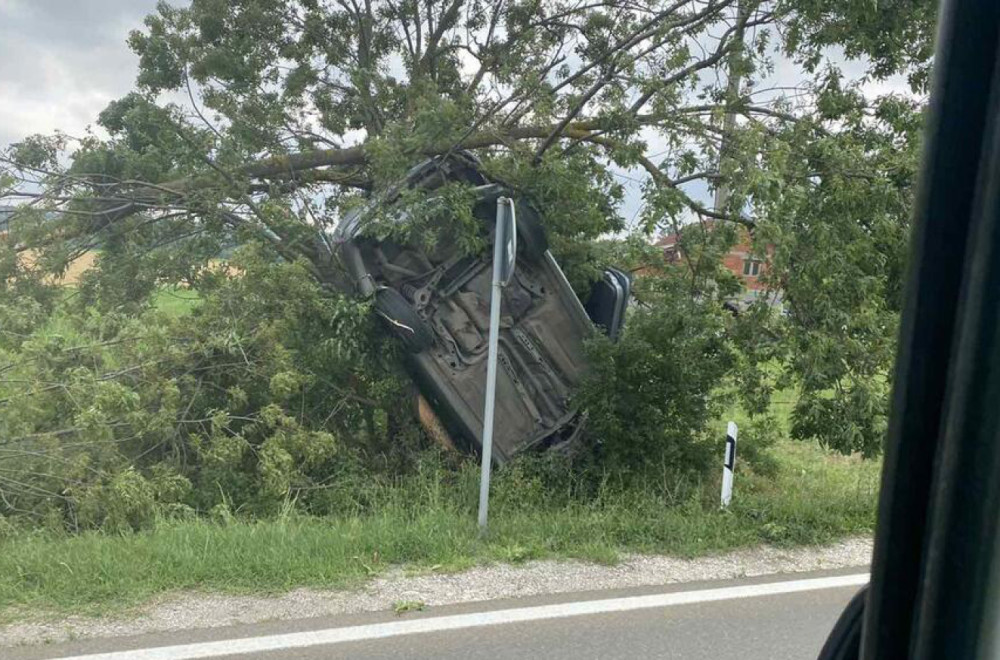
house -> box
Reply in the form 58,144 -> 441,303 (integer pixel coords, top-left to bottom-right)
653,221 -> 782,309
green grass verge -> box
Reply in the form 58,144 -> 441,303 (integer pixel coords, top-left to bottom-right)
0,438 -> 879,622
151,287 -> 201,316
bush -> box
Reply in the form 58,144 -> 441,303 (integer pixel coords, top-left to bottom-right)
0,240 -> 758,531
574,275 -> 734,487
0,245 -> 425,529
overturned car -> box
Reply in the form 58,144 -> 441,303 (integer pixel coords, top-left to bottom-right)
333,154 -> 629,462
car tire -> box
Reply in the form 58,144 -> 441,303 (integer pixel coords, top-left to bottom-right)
374,288 -> 435,352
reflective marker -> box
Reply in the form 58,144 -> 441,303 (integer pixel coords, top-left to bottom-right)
721,421 -> 737,507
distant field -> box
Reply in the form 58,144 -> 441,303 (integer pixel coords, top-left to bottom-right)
152,287 -> 201,316
57,251 -> 98,285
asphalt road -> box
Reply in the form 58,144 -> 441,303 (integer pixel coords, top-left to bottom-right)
8,568 -> 866,660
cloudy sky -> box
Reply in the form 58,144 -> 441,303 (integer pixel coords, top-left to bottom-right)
0,0 -> 164,147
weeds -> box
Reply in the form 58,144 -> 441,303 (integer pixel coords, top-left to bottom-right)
393,600 -> 426,615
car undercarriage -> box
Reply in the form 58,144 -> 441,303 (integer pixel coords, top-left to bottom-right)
332,154 -> 629,462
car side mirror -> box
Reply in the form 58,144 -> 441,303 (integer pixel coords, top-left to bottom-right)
585,268 -> 630,341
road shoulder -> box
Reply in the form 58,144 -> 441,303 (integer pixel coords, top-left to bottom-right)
0,536 -> 871,649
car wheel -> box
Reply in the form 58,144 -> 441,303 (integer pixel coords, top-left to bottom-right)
374,288 -> 435,352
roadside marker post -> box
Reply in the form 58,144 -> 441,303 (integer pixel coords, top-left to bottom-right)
478,197 -> 517,535
721,421 -> 737,507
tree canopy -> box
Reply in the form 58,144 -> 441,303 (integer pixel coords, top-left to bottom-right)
0,0 -> 938,524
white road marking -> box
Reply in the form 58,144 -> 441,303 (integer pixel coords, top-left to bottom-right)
55,572 -> 868,660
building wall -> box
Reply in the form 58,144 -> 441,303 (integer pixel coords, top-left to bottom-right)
654,228 -> 771,292
721,237 -> 769,292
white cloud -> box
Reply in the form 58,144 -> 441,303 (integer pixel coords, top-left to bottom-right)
0,0 -> 165,146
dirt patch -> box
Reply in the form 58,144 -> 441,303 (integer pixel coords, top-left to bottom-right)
0,536 -> 872,648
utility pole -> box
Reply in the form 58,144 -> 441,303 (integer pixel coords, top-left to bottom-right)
713,1 -> 748,214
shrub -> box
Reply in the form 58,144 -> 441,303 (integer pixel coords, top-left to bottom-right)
0,245 -> 424,529
574,275 -> 734,487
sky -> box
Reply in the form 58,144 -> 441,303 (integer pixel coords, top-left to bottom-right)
0,0 -> 162,147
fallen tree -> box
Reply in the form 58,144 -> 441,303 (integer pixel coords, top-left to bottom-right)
0,0 -> 934,526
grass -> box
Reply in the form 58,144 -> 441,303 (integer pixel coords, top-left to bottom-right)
13,287 -> 199,351
0,436 -> 880,622
151,287 -> 201,316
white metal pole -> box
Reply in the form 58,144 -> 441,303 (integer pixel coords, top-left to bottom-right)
721,421 -> 738,507
477,199 -> 509,533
